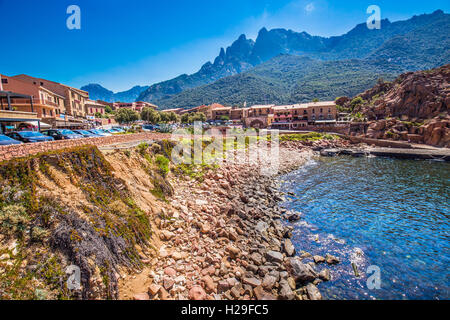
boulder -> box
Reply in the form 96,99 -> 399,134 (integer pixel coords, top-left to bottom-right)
163,277 -> 174,290
226,245 -> 240,258
133,293 -> 150,300
217,280 -> 231,293
306,283 -> 322,300
164,267 -> 176,276
283,239 -> 295,256
188,286 -> 207,300
325,254 -> 340,265
318,269 -> 331,282
266,251 -> 284,264
254,286 -> 277,300
250,252 -> 264,266
286,257 -> 318,282
287,213 -> 301,222
160,230 -> 175,240
148,284 -> 161,296
202,275 -> 216,293
242,277 -> 262,287
313,255 -> 326,264
278,281 -> 295,300
262,274 -> 277,291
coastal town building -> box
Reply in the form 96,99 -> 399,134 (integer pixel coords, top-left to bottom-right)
211,106 -> 232,121
161,108 -> 184,115
135,101 -> 158,112
113,101 -> 157,112
180,103 -> 228,119
113,102 -> 135,111
175,101 -> 338,130
244,105 -> 275,128
12,74 -> 90,121
85,99 -> 107,118
0,89 -> 44,133
270,101 -> 338,130
0,74 -> 64,121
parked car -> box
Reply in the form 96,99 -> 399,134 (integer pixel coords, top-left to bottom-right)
41,129 -> 83,140
104,128 -> 119,134
0,134 -> 23,145
111,127 -> 125,133
88,129 -> 112,137
73,130 -> 101,138
99,129 -> 114,136
142,124 -> 155,132
7,131 -> 54,143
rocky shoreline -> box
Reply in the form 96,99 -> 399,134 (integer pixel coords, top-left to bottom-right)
125,138 -> 350,300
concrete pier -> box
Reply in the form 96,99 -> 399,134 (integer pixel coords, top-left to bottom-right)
320,147 -> 450,161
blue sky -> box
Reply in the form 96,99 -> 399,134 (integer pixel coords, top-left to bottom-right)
0,0 -> 448,92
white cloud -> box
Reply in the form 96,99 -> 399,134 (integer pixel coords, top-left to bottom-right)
305,3 -> 315,13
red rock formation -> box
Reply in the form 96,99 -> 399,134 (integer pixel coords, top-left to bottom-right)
346,64 -> 449,147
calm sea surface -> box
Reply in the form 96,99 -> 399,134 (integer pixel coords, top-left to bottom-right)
278,156 -> 449,300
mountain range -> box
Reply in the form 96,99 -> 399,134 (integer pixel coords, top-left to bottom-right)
80,84 -> 149,103
81,10 -> 450,109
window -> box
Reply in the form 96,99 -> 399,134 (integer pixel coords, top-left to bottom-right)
1,78 -> 8,84
40,82 -> 44,86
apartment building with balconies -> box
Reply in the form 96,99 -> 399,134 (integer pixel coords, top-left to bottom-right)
0,74 -> 64,120
12,74 -> 89,120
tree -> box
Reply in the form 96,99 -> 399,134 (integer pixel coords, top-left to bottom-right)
105,105 -> 113,113
94,112 -> 103,118
159,112 -> 170,123
115,108 -> 139,124
168,112 -> 178,123
313,98 -> 319,102
181,113 -> 190,124
141,107 -> 160,124
350,97 -> 365,110
192,112 -> 206,122
181,112 -> 206,124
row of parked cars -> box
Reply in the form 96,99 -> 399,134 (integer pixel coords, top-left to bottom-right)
0,127 -> 126,146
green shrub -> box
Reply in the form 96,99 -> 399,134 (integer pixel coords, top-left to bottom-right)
150,143 -> 162,154
137,142 -> 149,156
350,97 -> 365,111
155,155 -> 170,177
0,205 -> 30,237
280,132 -> 338,142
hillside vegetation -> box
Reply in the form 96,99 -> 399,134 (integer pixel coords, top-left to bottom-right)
155,56 -> 399,109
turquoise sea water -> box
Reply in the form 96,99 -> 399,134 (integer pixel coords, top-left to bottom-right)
279,156 -> 450,300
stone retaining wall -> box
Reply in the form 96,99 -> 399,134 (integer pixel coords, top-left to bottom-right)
0,133 -> 171,162
303,124 -> 350,135
348,136 -> 413,149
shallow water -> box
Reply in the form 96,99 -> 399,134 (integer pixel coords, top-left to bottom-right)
278,156 -> 450,300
